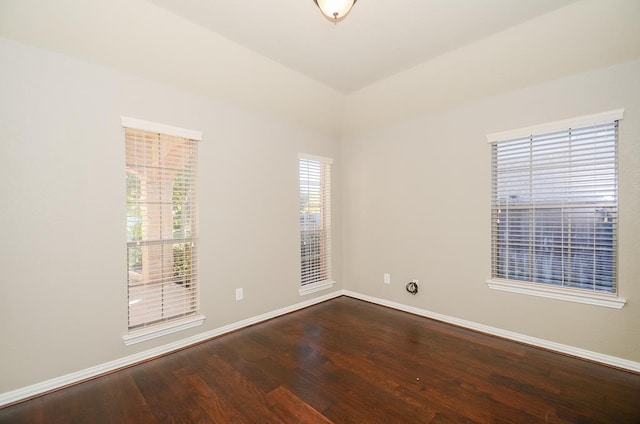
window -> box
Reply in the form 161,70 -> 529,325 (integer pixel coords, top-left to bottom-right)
122,117 -> 204,344
487,110 -> 625,308
298,153 -> 334,295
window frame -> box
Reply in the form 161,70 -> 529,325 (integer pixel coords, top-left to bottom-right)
486,110 -> 626,309
121,116 -> 205,345
298,153 -> 335,296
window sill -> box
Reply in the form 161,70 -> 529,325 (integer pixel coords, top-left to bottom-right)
123,314 -> 206,346
299,280 -> 335,296
486,280 -> 626,309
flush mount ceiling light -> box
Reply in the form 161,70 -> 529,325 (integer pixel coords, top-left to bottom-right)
313,0 -> 358,24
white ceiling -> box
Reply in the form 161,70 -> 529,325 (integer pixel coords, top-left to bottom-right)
147,0 -> 579,93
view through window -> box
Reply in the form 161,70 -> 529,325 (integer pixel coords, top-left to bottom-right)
491,117 -> 619,294
299,154 -> 332,287
125,126 -> 199,330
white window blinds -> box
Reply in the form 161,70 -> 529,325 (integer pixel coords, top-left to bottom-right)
125,124 -> 199,330
490,112 -> 621,294
299,154 -> 332,286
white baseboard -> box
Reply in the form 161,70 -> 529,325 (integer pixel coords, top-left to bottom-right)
3,289 -> 638,407
0,290 -> 343,408
342,290 -> 640,373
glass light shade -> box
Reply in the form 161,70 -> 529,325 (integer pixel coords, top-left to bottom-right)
314,0 -> 357,23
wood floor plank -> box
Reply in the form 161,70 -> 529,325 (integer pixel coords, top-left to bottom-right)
100,373 -> 157,423
1,296 -> 639,423
130,359 -> 206,423
199,353 -> 287,423
266,386 -> 333,424
172,367 -> 245,423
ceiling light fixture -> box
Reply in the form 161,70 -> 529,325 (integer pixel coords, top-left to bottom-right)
313,0 -> 358,24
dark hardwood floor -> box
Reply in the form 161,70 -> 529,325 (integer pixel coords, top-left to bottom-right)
2,296 -> 639,423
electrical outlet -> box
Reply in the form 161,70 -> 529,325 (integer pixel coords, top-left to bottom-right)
235,288 -> 243,301
384,273 -> 391,284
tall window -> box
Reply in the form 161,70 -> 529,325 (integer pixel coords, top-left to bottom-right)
489,110 -> 622,298
123,117 -> 202,336
299,154 -> 333,291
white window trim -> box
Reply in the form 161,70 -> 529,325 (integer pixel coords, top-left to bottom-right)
123,314 -> 207,346
298,152 -> 334,292
299,280 -> 336,296
298,152 -> 334,164
486,109 -> 624,143
122,116 -> 205,344
486,280 -> 626,309
487,108 -> 625,309
121,116 -> 203,141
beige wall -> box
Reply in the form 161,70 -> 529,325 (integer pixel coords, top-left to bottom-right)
342,59 -> 640,363
0,38 -> 343,392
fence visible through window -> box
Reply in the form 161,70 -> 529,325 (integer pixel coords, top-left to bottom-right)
491,120 -> 618,294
